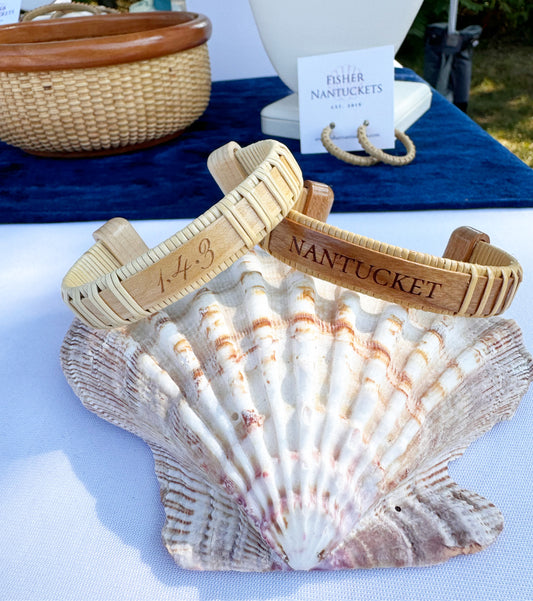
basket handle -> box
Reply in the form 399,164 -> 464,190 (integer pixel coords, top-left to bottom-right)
21,2 -> 119,21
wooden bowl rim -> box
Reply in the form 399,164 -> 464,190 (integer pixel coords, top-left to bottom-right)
0,11 -> 211,72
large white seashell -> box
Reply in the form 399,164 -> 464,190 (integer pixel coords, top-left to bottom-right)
61,248 -> 532,571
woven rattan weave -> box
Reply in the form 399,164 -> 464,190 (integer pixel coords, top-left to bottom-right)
0,12 -> 211,156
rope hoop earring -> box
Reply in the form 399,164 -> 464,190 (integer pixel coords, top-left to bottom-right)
321,121 -> 416,167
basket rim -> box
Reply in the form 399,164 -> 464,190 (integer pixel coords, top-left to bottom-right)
0,11 -> 211,72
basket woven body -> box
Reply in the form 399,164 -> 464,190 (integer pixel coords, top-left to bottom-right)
0,45 -> 210,155
0,12 -> 211,156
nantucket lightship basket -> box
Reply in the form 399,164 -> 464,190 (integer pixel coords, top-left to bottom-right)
0,11 -> 211,156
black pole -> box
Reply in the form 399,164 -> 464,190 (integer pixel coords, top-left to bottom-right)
423,23 -> 482,112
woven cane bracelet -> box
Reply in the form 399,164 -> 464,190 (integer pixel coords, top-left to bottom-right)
208,142 -> 523,318
61,139 -> 303,329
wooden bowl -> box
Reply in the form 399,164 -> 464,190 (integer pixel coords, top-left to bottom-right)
0,12 -> 212,157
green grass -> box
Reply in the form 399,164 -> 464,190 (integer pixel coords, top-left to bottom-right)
468,43 -> 532,167
398,39 -> 533,167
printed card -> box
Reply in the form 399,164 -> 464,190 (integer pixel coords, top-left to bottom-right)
297,45 -> 395,154
0,0 -> 21,24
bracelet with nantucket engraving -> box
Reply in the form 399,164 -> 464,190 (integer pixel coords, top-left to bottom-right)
61,139 -> 303,329
208,141 -> 523,318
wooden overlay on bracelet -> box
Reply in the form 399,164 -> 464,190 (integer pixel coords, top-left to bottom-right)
266,216 -> 511,316
111,217 -> 244,313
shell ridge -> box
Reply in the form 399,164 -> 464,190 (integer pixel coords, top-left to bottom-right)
331,304 -> 424,522
312,291 -> 403,562
313,294 -> 364,554
61,319 -> 173,445
152,442 -> 282,571
282,272 -> 336,569
139,312 -> 258,501
182,254 -> 291,549
380,318 -> 533,488
136,297 -> 271,523
323,456 -> 503,569
233,254 -> 295,549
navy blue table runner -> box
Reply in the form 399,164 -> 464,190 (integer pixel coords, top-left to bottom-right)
1,69 -> 532,224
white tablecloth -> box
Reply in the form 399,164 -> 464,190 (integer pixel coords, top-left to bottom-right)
2,208 -> 532,600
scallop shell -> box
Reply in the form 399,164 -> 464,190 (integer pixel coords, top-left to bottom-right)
61,248 -> 532,571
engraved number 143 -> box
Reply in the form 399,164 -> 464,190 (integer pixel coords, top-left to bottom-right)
158,238 -> 215,293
